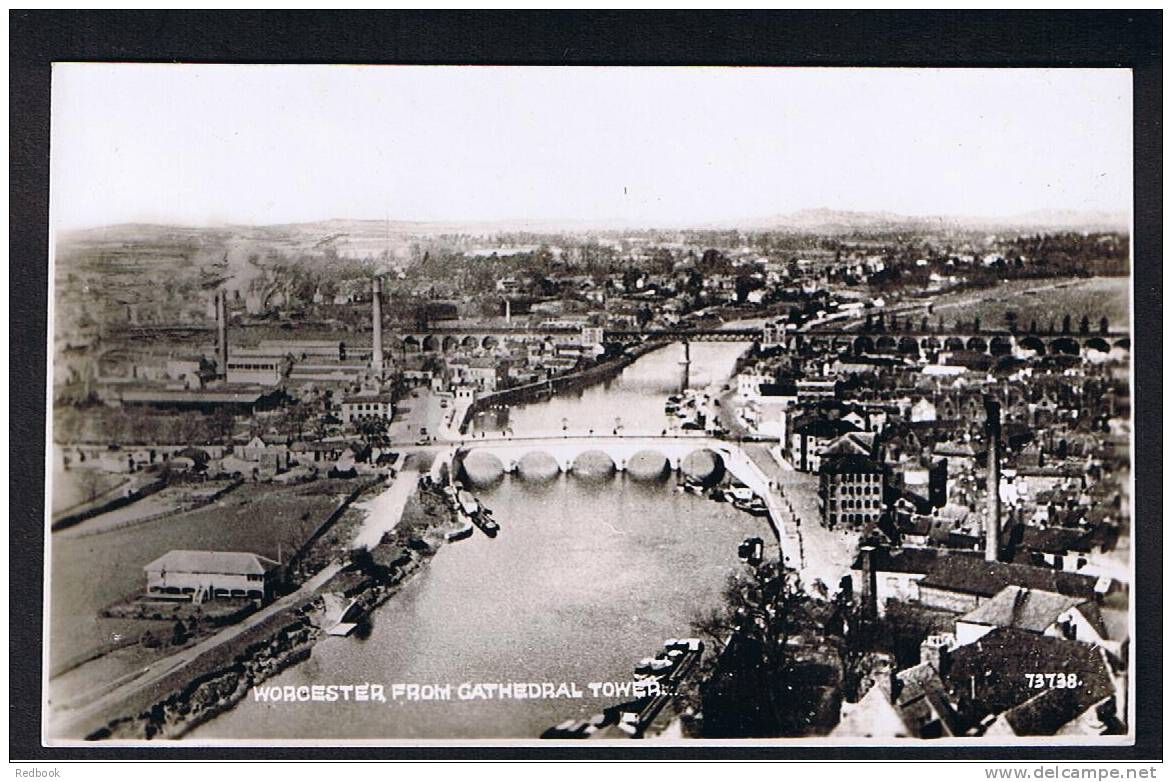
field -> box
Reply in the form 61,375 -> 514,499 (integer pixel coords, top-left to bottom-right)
903,276 -> 1131,332
48,478 -> 363,672
50,466 -> 127,515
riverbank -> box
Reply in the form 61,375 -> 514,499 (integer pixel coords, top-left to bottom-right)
54,475 -> 462,742
459,340 -> 669,433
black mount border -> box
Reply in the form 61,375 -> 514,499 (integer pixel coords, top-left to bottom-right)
9,10 -> 1162,762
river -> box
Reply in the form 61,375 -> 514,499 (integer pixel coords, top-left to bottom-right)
190,341 -> 764,740
469,341 -> 747,437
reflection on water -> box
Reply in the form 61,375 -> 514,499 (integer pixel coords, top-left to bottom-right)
192,474 -> 770,740
191,341 -> 758,740
471,341 -> 749,436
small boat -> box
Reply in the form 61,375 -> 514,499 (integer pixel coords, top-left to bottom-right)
457,490 -> 479,517
634,656 -> 675,677
472,507 -> 500,537
735,500 -> 771,517
321,594 -> 366,637
445,519 -> 474,542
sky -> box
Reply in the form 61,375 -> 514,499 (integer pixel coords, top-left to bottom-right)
50,65 -> 1133,230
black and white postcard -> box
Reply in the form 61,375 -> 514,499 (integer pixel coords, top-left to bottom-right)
37,61 -> 1140,749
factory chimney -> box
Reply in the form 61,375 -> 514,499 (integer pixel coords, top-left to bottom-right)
984,396 -> 1002,562
216,289 -> 229,380
371,277 -> 384,379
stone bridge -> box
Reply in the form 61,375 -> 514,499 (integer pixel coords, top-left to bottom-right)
453,434 -> 729,476
785,330 -> 1130,358
392,326 -> 757,353
437,433 -> 801,568
391,325 -> 1129,357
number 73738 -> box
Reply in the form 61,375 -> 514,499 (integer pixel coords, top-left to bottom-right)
1025,673 -> 1081,689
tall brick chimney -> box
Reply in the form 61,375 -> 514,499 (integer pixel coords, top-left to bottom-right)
984,396 -> 1002,562
216,289 -> 228,379
371,277 -> 384,379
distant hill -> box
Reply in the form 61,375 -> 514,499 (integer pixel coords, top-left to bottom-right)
60,207 -> 1129,245
730,207 -> 1129,235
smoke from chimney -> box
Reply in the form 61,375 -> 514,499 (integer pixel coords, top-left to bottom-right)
984,396 -> 1002,562
371,277 -> 384,378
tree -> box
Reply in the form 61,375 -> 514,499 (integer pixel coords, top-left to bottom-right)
211,408 -> 236,444
973,316 -> 981,332
171,618 -> 189,646
1099,316 -> 1109,335
1004,311 -> 1019,334
77,469 -> 109,503
1079,315 -> 1090,335
636,305 -> 654,330
691,563 -> 818,737
356,417 -> 389,451
1061,314 -> 1072,334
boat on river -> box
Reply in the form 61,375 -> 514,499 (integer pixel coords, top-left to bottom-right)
445,518 -> 474,542
732,496 -> 770,517
473,508 -> 500,537
321,594 -> 366,637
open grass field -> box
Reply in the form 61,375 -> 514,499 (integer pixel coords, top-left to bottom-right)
50,465 -> 127,515
914,276 -> 1131,332
48,478 -> 363,672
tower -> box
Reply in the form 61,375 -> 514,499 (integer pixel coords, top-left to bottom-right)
679,339 -> 691,392
371,277 -> 384,379
984,396 -> 1002,562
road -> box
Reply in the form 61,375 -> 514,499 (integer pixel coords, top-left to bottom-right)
350,469 -> 419,550
742,443 -> 861,593
50,463 -> 437,739
49,559 -> 344,740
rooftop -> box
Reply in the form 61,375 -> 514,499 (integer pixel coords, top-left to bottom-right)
959,585 -> 1086,633
143,549 -> 281,576
919,558 -> 1103,600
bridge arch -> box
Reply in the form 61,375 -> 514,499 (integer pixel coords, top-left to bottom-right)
989,336 -> 1013,356
1113,337 -> 1131,350
482,335 -> 499,350
853,336 -> 875,355
920,336 -> 941,352
461,335 -> 479,350
1050,337 -> 1080,356
1018,336 -> 1046,355
944,336 -> 965,352
1085,337 -> 1111,354
875,335 -> 897,354
898,337 -> 920,356
966,336 -> 988,353
516,451 -> 560,481
681,448 -> 725,486
461,450 -> 506,486
627,449 -> 670,481
832,336 -> 853,353
402,335 -> 420,352
422,335 -> 440,353
572,450 -> 616,480
442,335 -> 460,353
